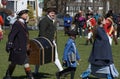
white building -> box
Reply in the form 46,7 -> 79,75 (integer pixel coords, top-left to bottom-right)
0,0 -> 43,17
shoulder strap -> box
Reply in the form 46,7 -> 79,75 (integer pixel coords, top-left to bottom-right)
17,20 -> 29,38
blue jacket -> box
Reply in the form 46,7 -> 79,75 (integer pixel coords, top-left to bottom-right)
63,16 -> 72,27
63,38 -> 80,67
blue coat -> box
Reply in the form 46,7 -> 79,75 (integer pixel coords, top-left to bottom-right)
63,38 -> 80,67
88,26 -> 113,66
63,16 -> 72,27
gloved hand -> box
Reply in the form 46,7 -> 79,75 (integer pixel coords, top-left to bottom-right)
6,42 -> 13,53
62,60 -> 67,67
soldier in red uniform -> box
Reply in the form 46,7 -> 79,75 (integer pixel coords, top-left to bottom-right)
85,13 -> 97,45
0,15 -> 4,41
104,13 -> 118,45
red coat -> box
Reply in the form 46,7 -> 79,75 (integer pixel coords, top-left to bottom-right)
84,17 -> 96,32
104,18 -> 114,37
0,29 -> 3,40
89,18 -> 96,27
0,15 -> 4,40
0,15 -> 4,26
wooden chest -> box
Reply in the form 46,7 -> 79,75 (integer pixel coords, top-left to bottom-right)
28,37 -> 55,65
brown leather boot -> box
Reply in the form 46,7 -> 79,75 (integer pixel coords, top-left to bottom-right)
25,70 -> 34,79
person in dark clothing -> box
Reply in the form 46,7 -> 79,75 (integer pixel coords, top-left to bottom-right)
56,30 -> 80,79
73,11 -> 80,35
78,10 -> 86,37
34,7 -> 63,74
80,17 -> 119,79
4,9 -> 34,79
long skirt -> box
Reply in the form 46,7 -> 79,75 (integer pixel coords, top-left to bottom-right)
80,64 -> 119,78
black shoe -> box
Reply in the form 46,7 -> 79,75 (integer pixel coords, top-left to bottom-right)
3,76 -> 12,79
56,72 -> 60,79
27,76 -> 34,79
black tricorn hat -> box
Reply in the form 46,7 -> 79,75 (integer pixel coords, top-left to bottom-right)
17,9 -> 29,16
46,6 -> 57,14
86,13 -> 93,16
68,30 -> 77,37
106,13 -> 113,18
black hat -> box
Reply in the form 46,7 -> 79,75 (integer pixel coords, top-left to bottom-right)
107,13 -> 113,17
86,13 -> 93,16
68,30 -> 77,37
46,7 -> 57,14
17,9 -> 29,16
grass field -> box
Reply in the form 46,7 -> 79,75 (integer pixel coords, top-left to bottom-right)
0,30 -> 120,79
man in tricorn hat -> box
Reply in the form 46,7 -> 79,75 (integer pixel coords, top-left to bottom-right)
4,9 -> 34,79
104,11 -> 118,45
85,13 -> 97,45
34,7 -> 63,74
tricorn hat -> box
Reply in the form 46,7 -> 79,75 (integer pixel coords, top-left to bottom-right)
86,13 -> 93,16
68,30 -> 77,37
46,6 -> 57,14
106,13 -> 113,18
17,9 -> 29,16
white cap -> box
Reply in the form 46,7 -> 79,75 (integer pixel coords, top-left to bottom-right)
16,9 -> 29,16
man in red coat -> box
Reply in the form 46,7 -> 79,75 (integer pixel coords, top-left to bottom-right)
0,15 -> 4,26
0,15 -> 4,41
85,13 -> 97,45
104,13 -> 118,45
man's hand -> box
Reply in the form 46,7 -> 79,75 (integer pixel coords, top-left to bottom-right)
6,42 -> 13,53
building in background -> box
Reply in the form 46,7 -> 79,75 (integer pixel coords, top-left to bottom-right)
0,0 -> 43,18
66,0 -> 104,16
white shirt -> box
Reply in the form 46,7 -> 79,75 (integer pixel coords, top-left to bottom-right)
7,15 -> 17,25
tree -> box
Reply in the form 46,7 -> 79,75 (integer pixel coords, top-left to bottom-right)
27,4 -> 34,20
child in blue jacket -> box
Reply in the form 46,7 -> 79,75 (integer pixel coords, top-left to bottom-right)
56,30 -> 80,79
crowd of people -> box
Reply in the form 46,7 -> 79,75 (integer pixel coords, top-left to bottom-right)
61,9 -> 119,79
63,9 -> 120,45
0,6 -> 119,79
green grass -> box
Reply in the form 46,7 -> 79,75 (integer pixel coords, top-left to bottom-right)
0,30 -> 120,79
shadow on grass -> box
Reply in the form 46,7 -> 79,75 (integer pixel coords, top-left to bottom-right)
12,76 -> 26,79
12,72 -> 53,79
88,76 -> 99,79
33,72 -> 54,79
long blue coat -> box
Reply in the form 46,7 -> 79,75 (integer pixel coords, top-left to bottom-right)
63,38 -> 80,67
88,26 -> 113,66
8,19 -> 29,65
